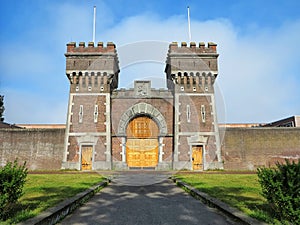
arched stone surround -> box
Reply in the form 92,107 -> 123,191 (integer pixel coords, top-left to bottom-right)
117,103 -> 168,136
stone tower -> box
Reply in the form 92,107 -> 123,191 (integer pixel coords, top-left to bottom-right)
62,42 -> 119,170
165,42 -> 223,170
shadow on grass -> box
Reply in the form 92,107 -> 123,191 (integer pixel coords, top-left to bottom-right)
184,183 -> 274,222
1,185 -> 92,224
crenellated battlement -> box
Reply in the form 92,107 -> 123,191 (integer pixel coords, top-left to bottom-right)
165,41 -> 219,93
168,41 -> 217,54
66,42 -> 116,53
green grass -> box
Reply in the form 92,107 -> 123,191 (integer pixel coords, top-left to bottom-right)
175,173 -> 279,224
1,172 -> 104,225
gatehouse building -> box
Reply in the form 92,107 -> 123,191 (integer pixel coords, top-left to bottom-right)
61,41 -> 223,171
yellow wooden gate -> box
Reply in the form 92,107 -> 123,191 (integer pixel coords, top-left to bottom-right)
81,145 -> 93,170
126,139 -> 158,167
126,117 -> 159,168
192,146 -> 203,170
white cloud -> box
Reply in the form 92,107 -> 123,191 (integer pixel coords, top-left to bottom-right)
102,15 -> 300,122
2,2 -> 299,124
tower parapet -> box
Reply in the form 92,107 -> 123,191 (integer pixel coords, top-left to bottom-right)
65,42 -> 119,93
165,42 -> 219,93
168,41 -> 217,53
66,42 -> 116,53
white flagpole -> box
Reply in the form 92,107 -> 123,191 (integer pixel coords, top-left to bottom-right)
187,6 -> 192,42
93,6 -> 96,43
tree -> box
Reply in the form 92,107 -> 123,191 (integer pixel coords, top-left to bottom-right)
0,95 -> 4,122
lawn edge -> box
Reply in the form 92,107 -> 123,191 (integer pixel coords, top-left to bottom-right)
17,178 -> 110,225
171,177 -> 268,225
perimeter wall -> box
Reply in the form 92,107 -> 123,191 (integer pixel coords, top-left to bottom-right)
0,127 -> 299,170
221,127 -> 300,170
0,128 -> 65,170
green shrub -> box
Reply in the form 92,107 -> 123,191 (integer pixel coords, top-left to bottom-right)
257,159 -> 300,224
0,159 -> 28,220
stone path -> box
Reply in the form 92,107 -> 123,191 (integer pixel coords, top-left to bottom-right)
58,172 -> 239,225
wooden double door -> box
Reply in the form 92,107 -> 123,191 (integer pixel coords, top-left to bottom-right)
126,139 -> 158,167
126,116 -> 159,168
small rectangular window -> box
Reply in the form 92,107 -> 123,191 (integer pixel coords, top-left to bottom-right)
79,105 -> 83,123
94,105 -> 98,123
186,105 -> 191,123
201,105 -> 206,123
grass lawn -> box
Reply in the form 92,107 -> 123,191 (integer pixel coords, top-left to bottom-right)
1,172 -> 104,225
175,173 -> 277,224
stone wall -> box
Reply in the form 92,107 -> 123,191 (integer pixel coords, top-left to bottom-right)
221,127 -> 300,170
1,127 -> 299,171
0,128 -> 65,170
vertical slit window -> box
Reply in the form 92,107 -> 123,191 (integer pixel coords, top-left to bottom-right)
79,105 -> 83,123
186,105 -> 191,123
201,105 -> 206,123
94,105 -> 98,123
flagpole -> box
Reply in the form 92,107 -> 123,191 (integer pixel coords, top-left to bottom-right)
187,6 -> 192,42
93,6 -> 96,43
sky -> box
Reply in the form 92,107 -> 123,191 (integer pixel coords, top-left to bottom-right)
0,0 -> 299,124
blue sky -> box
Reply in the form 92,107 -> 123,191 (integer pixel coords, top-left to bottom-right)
0,0 -> 299,124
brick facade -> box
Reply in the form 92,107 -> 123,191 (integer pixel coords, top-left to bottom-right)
62,41 -> 223,170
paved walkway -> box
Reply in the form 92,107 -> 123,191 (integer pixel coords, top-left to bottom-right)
58,172 -> 239,225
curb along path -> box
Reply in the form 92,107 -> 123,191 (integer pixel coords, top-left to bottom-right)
172,178 -> 268,225
58,172 -> 241,225
17,179 -> 110,225
18,172 -> 268,225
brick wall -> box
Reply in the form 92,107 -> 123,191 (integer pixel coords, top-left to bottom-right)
70,95 -> 107,133
0,128 -> 65,170
178,95 -> 214,133
222,127 -> 300,170
1,127 -> 299,170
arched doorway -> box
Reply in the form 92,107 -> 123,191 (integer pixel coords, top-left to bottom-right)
126,116 -> 159,168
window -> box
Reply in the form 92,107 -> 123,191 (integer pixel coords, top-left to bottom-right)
94,105 -> 98,123
79,105 -> 83,123
201,105 -> 206,123
186,105 -> 191,123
